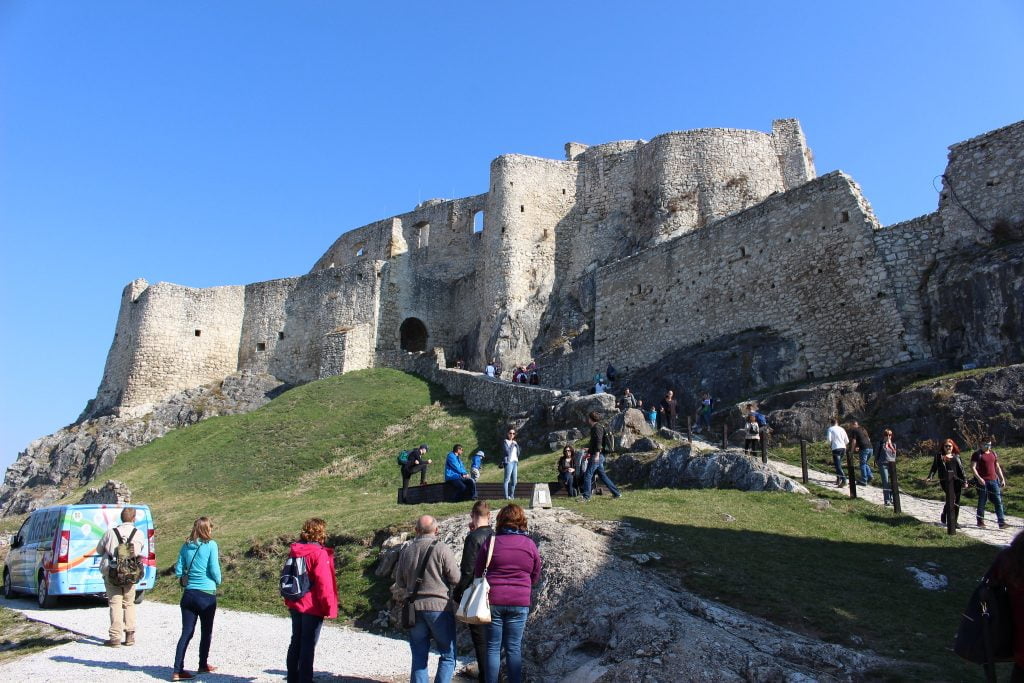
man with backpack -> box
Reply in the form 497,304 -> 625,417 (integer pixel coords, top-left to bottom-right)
583,411 -> 622,501
399,445 -> 432,504
95,507 -> 146,647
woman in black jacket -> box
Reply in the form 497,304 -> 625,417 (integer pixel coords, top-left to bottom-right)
927,438 -> 968,526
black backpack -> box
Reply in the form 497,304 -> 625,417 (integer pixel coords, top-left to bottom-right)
601,424 -> 615,454
280,553 -> 312,601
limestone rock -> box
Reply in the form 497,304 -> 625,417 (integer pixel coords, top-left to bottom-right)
77,480 -> 132,505
545,428 -> 583,452
609,408 -> 654,437
659,427 -> 686,441
628,437 -> 661,453
648,445 -> 808,493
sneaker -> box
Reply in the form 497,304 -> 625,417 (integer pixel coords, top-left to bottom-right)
837,480 -> 846,488
977,520 -> 987,528
171,673 -> 194,681
857,480 -> 867,486
612,494 -> 622,499
998,522 -> 1008,529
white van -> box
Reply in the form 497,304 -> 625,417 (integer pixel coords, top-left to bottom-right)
3,504 -> 157,607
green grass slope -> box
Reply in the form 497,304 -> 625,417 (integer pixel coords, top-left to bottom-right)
22,368 -> 1011,680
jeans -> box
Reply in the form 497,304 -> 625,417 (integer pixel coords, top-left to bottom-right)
697,412 -> 712,432
447,477 -> 476,501
503,461 -> 519,499
582,462 -> 620,499
409,609 -> 456,683
486,604 -> 529,683
831,449 -> 847,482
559,470 -> 576,497
287,610 -> 324,683
858,448 -> 873,483
977,479 -> 1006,524
174,589 -> 217,672
877,460 -> 893,504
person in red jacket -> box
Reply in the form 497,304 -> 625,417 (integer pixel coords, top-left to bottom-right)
284,518 -> 338,683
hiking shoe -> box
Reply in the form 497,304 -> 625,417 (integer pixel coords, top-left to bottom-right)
198,665 -> 218,673
998,522 -> 1008,529
105,638 -> 121,648
837,480 -> 846,488
124,631 -> 135,646
171,672 -> 194,681
612,494 -> 622,499
977,520 -> 987,528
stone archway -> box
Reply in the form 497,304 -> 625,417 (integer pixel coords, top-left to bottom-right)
400,317 -> 428,352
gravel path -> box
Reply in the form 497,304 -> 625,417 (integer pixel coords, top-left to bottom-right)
766,454 -> 1022,546
0,596 -> 462,682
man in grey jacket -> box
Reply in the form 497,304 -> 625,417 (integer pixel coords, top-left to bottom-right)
395,515 -> 460,682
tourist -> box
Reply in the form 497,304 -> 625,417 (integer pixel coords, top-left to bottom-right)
826,417 -> 850,487
659,390 -> 678,430
847,420 -> 873,486
95,507 -> 146,648
172,516 -> 222,681
927,439 -> 967,527
401,445 -> 432,504
572,447 -> 589,494
526,359 -> 539,385
284,518 -> 339,683
484,361 -> 496,378
455,501 -> 494,682
502,428 -> 520,500
971,441 -> 1008,529
557,446 -> 577,497
493,359 -> 503,379
695,392 -> 713,433
619,388 -> 638,411
583,411 -> 621,500
474,504 -> 542,683
646,403 -> 658,431
606,364 -> 618,387
746,403 -> 769,445
742,413 -> 761,456
989,529 -> 1024,679
875,429 -> 898,505
396,515 -> 459,683
470,450 -> 484,482
445,444 -> 477,502
594,378 -> 606,394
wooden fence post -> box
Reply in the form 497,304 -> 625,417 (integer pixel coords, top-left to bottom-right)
800,439 -> 809,484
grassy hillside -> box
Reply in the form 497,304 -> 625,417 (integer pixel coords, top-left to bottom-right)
3,368 -> 1013,679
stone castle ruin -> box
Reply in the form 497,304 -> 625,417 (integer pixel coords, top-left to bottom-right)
85,118 -> 1024,420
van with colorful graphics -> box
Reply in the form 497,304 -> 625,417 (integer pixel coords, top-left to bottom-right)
3,504 -> 156,608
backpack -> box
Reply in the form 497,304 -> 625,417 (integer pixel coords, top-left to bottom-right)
107,528 -> 144,587
953,571 -> 1013,673
396,450 -> 411,467
280,554 -> 312,601
601,425 -> 615,454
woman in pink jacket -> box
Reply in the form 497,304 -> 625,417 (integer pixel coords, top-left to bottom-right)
283,518 -> 338,683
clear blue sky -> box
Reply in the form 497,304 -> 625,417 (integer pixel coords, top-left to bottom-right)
2,1 -> 1023,474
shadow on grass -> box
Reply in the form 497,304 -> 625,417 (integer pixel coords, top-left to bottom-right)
616,515 -> 1003,681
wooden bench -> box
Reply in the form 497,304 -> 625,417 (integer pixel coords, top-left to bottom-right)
398,479 -> 608,504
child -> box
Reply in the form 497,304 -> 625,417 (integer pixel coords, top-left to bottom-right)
470,450 -> 484,481
647,404 -> 658,430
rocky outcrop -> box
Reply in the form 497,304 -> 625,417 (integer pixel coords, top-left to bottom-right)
612,443 -> 808,494
0,372 -> 285,516
77,480 -> 132,505
375,509 -> 886,681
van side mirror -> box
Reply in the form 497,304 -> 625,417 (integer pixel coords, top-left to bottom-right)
10,535 -> 21,549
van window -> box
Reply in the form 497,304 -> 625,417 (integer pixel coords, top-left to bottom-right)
34,509 -> 60,545
15,516 -> 34,544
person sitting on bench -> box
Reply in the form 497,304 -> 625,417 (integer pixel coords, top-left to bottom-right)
445,444 -> 477,502
401,444 -> 431,503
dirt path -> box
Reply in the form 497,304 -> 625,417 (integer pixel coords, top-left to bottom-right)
0,596 -> 459,682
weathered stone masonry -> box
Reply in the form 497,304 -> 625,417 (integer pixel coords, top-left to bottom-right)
84,118 -> 1024,419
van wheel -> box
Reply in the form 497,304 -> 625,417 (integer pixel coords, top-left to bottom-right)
2,570 -> 16,599
37,572 -> 57,608
133,590 -> 145,604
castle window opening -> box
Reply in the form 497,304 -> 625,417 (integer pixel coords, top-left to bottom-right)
840,211 -> 850,222
413,221 -> 430,249
278,331 -> 285,340
194,330 -> 201,337
473,211 -> 484,233
520,205 -> 525,213
257,342 -> 266,352
562,188 -> 566,195
399,317 -> 429,353
740,247 -> 747,257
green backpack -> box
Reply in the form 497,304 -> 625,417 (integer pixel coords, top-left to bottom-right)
108,528 -> 144,587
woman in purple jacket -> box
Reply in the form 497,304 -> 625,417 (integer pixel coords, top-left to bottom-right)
474,504 -> 542,683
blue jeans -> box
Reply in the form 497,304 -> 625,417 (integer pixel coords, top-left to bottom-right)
174,589 -> 217,673
582,462 -> 620,499
977,480 -> 1006,524
503,461 -> 519,499
409,609 -> 456,683
559,470 -> 576,497
877,459 -> 892,504
858,448 -> 873,483
287,610 -> 324,683
831,449 -> 847,482
486,604 -> 529,683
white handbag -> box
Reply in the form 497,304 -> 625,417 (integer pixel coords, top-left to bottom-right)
456,534 -> 494,624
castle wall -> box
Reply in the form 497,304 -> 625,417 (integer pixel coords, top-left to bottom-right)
90,279 -> 153,416
593,171 -> 917,384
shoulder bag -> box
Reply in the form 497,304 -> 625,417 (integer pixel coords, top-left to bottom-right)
179,543 -> 202,588
402,540 -> 438,629
456,533 -> 494,624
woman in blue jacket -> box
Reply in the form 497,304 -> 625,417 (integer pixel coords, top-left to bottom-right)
172,516 -> 223,680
